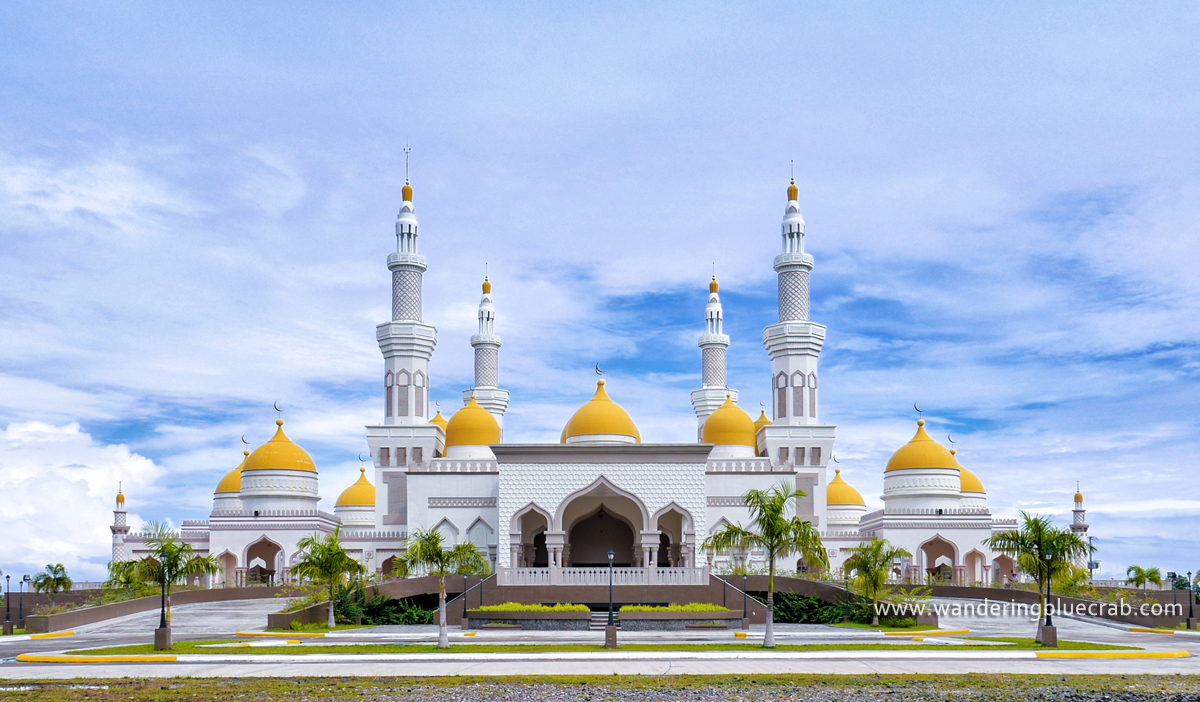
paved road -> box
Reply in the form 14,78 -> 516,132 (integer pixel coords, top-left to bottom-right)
3,596 -> 1198,678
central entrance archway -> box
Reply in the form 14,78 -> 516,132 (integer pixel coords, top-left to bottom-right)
568,507 -> 635,566
557,476 -> 649,568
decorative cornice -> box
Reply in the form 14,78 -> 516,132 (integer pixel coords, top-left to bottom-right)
429,497 -> 496,508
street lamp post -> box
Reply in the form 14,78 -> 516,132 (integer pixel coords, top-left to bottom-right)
4,575 -> 10,629
605,550 -> 616,649
607,550 -> 615,626
743,572 -> 748,622
1189,572 -> 1196,629
20,575 -> 29,621
1043,551 -> 1053,627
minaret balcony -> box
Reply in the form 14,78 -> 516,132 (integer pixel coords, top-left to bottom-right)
388,252 -> 428,271
773,252 -> 814,271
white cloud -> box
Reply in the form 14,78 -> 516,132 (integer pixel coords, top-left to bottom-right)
0,422 -> 164,581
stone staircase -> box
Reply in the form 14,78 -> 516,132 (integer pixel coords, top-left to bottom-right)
589,610 -> 619,630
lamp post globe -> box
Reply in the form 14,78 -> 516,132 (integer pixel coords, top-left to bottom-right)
607,550 -> 615,627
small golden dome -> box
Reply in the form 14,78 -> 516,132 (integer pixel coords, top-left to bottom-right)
702,395 -> 756,447
753,409 -> 773,434
886,419 -> 959,472
216,449 -> 250,493
402,181 -> 413,202
445,396 -> 502,448
336,467 -> 376,507
244,419 -> 317,472
430,409 -> 449,432
960,467 -> 985,494
116,490 -> 125,504
709,277 -> 719,294
1075,490 -> 1084,502
482,277 -> 491,294
827,468 -> 865,506
787,178 -> 798,201
562,379 -> 641,443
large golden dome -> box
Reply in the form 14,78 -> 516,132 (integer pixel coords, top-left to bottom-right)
561,379 -> 641,443
216,449 -> 249,493
445,396 -> 502,448
827,468 -> 865,506
702,396 -> 756,447
336,467 -> 376,507
885,419 -> 960,472
244,419 -> 317,472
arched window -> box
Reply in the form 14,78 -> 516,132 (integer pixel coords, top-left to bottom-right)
791,372 -> 805,418
384,371 -> 394,418
413,371 -> 426,417
775,373 -> 788,419
397,370 -> 411,417
808,373 -> 818,418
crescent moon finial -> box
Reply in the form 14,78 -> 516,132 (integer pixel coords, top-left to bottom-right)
595,363 -> 603,376
358,452 -> 366,464
913,402 -> 923,416
273,401 -> 282,414
831,454 -> 839,464
947,433 -> 956,445
241,434 -> 249,446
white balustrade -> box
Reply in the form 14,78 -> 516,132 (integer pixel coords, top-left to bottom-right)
499,566 -> 709,586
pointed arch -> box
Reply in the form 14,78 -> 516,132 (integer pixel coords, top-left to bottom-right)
510,502 -> 553,537
553,475 -> 650,532
413,371 -> 426,416
775,372 -> 788,419
434,517 -> 459,544
791,372 -> 806,417
467,516 -> 494,549
396,370 -> 411,416
651,501 -> 694,539
808,372 -> 818,417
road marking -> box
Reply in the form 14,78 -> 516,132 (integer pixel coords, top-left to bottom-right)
884,629 -> 970,636
1128,627 -> 1175,635
1036,650 -> 1190,659
236,631 -> 326,638
29,632 -> 76,640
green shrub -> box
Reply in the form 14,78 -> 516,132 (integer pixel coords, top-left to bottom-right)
619,603 -> 731,612
471,602 -> 589,612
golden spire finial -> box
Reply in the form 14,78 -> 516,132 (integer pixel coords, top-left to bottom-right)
710,262 -> 719,293
483,263 -> 491,294
402,143 -> 413,202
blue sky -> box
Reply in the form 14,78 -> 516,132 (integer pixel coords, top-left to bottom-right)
1,3 -> 1198,580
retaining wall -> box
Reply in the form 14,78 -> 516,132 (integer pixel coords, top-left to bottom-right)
25,586 -> 284,633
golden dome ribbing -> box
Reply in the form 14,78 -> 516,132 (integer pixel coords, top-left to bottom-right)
787,178 -> 798,201
827,468 -> 865,506
216,449 -> 250,493
445,396 -> 502,448
402,181 -> 413,202
702,395 -> 756,447
243,419 -> 317,472
753,409 -> 773,434
483,277 -> 491,294
336,467 -> 376,507
561,379 -> 641,442
430,409 -> 449,432
885,419 -> 959,472
709,277 -> 719,294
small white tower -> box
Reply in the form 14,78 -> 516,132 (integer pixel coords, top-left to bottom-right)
1071,483 -> 1089,569
111,484 -> 129,562
463,275 -> 511,430
690,275 -> 738,439
762,177 -> 826,426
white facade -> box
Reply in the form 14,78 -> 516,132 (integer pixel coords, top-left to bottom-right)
111,176 -> 1037,589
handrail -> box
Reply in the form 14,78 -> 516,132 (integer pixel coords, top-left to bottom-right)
712,574 -> 769,609
446,573 -> 496,610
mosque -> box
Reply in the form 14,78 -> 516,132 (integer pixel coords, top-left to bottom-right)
111,177 -> 1080,589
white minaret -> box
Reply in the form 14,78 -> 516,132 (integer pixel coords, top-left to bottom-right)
366,159 -> 445,532
690,274 -> 738,439
1072,483 -> 1090,569
111,485 -> 129,562
379,170 -> 438,425
762,177 -> 825,426
463,274 -> 511,430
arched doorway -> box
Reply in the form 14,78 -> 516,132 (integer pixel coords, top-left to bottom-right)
557,478 -> 649,568
512,504 -> 550,567
919,536 -> 957,583
567,507 -> 635,566
965,550 -> 987,586
246,537 -> 282,585
993,554 -> 1017,585
217,551 -> 237,587
653,504 -> 693,567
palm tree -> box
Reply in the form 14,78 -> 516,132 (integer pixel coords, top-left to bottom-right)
844,538 -> 912,626
394,528 -> 491,648
31,564 -> 73,605
1125,565 -> 1163,590
984,511 -> 1088,633
141,522 -> 221,630
292,526 -> 366,629
701,481 -> 827,648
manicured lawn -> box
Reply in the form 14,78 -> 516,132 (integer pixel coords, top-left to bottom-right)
832,621 -> 926,632
72,638 -> 1137,656
264,623 -> 374,633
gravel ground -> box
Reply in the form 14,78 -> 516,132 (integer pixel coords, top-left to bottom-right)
3,676 -> 1200,701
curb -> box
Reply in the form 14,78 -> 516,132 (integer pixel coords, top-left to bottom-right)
1035,650 -> 1191,659
884,629 -> 970,636
236,631 -> 326,638
17,653 -> 178,663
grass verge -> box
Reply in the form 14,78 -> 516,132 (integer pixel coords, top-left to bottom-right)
70,638 -> 1136,656
832,621 -> 926,632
